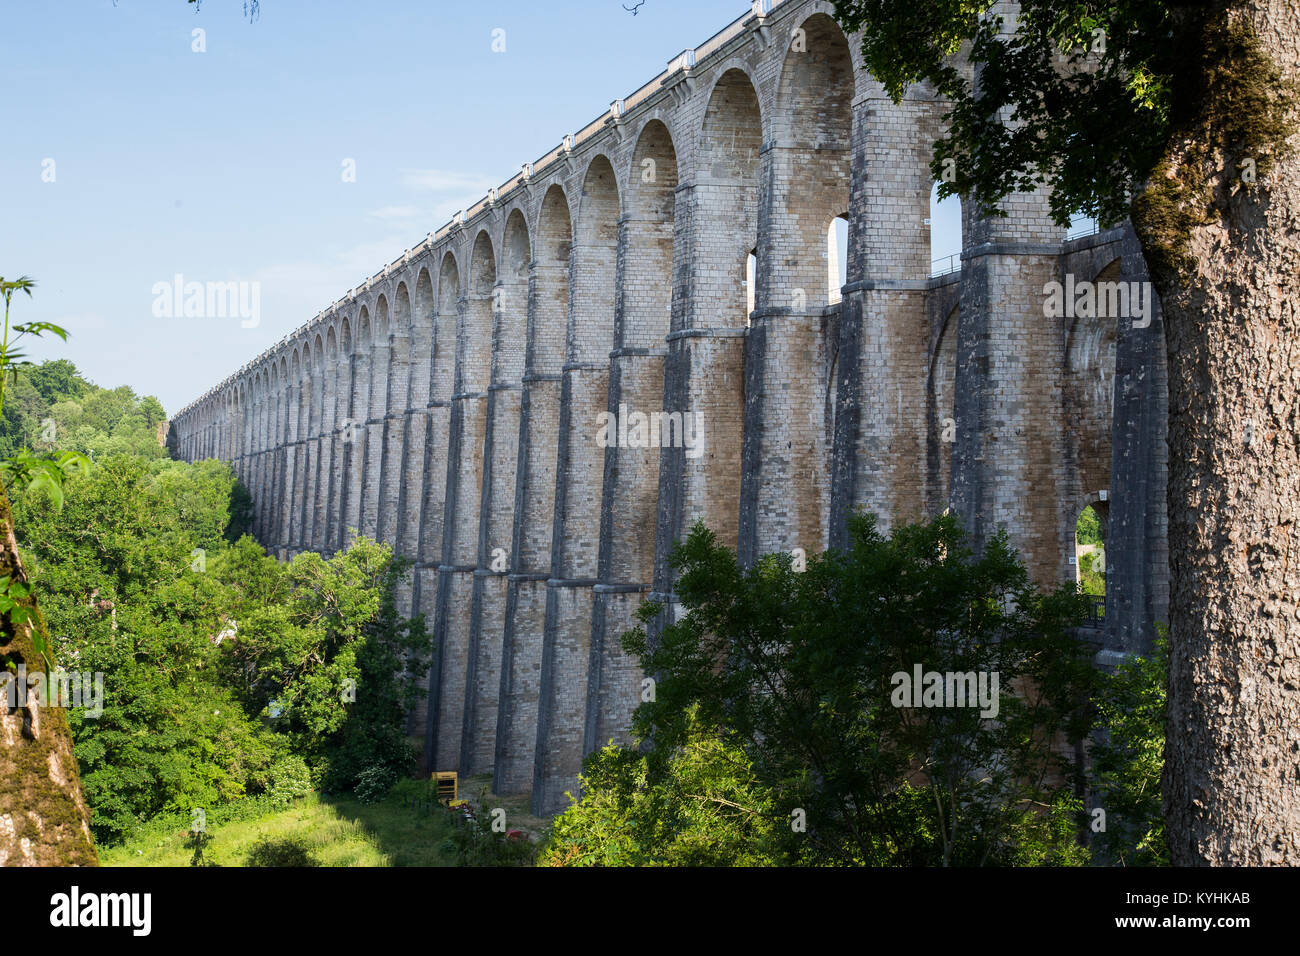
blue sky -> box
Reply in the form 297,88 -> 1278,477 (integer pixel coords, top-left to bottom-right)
2,0 -> 964,414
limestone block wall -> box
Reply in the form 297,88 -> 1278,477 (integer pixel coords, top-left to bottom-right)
170,0 -> 1169,814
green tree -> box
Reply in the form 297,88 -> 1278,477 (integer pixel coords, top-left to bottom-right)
1091,628 -> 1169,866
12,454 -> 282,843
0,276 -> 97,864
556,513 -> 1095,866
219,537 -> 432,796
1075,506 -> 1102,547
542,708 -> 783,867
14,447 -> 431,841
27,359 -> 87,405
831,0 -> 1300,865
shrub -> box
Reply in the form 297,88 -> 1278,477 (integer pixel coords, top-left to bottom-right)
353,764 -> 398,805
261,754 -> 312,807
246,836 -> 317,867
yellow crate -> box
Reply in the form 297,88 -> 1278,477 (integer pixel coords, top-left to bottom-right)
431,771 -> 458,803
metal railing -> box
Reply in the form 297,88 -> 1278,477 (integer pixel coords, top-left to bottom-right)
1080,594 -> 1106,629
930,254 -> 961,278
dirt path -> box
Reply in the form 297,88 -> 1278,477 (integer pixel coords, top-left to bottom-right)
451,773 -> 552,843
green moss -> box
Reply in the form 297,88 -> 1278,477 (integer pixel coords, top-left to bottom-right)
1133,12 -> 1299,283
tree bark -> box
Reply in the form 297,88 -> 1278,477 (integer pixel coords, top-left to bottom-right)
0,484 -> 98,866
1134,1 -> 1300,865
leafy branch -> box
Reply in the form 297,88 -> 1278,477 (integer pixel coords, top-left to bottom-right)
0,275 -> 91,510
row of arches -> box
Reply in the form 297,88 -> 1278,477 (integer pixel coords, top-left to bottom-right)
170,5 -> 1153,810
177,7 -> 897,432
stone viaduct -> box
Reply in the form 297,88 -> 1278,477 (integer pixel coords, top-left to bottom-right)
168,0 -> 1169,815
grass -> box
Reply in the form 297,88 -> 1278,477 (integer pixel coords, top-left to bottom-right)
101,783 -> 463,867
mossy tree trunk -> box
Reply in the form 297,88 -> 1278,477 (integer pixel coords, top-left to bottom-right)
1133,1 -> 1300,865
0,483 -> 98,866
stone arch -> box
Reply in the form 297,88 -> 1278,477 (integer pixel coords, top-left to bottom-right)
255,371 -> 269,524
698,67 -> 763,181
357,306 -> 372,354
433,229 -> 497,772
627,119 -> 677,219
323,327 -> 341,448
494,188 -> 570,792
411,267 -> 435,408
530,154 -> 621,813
243,376 -> 255,462
302,333 -> 324,549
496,208 -> 530,384
339,306 -> 370,536
571,154 -> 620,363
775,12 -> 855,144
271,356 -> 289,546
531,184 -> 571,375
434,252 -> 460,403
335,314 -> 356,426
235,382 -> 246,460
296,340 -> 310,468
621,119 -> 678,349
392,282 -> 414,409
460,208 -> 532,774
366,288 -> 402,546
930,304 -> 960,506
462,230 -> 496,393
766,11 -> 854,314
696,67 -> 762,331
394,281 -> 412,334
374,294 -> 390,344
1066,258 -> 1120,510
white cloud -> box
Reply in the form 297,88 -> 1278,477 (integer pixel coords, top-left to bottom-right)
252,236 -> 412,330
399,169 -> 497,193
386,168 -> 504,231
368,205 -> 422,222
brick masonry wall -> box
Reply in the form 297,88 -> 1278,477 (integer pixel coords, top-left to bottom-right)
169,0 -> 1170,811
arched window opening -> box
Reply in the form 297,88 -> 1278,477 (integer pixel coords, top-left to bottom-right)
929,182 -> 962,277
931,307 -> 959,507
827,215 -> 849,304
746,249 -> 757,321
1075,502 -> 1108,623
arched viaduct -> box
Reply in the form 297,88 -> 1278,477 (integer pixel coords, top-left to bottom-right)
168,0 -> 1170,815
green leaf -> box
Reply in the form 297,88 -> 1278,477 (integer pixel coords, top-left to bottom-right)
12,321 -> 71,341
